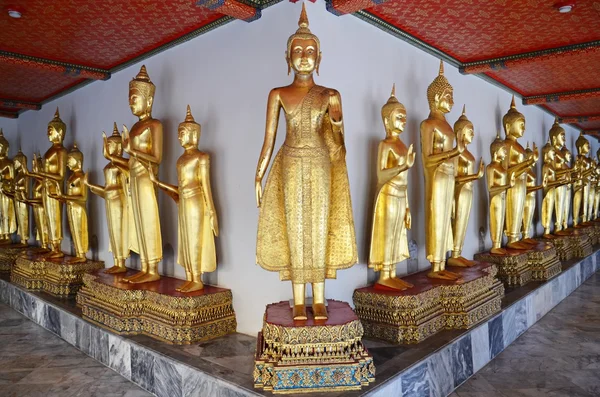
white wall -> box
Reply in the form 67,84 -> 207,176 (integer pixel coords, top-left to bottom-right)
9,1 -> 594,335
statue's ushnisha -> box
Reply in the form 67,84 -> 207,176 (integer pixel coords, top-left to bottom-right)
255,3 -> 357,320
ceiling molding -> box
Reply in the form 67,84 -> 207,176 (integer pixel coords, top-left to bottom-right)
0,99 -> 40,111
196,0 -> 262,22
0,111 -> 18,119
326,0 -> 382,16
523,88 -> 600,105
560,115 -> 600,124
0,51 -> 110,80
460,41 -> 600,74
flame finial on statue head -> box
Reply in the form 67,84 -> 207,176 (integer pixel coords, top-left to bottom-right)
454,104 -> 472,135
426,60 -> 453,110
381,83 -> 405,129
112,122 -> 120,136
502,95 -> 525,135
179,105 -> 201,142
287,3 -> 320,56
48,107 -> 66,140
129,65 -> 156,99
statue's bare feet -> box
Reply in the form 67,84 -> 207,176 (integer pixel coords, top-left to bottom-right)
180,281 -> 204,293
175,281 -> 193,292
45,250 -> 65,259
66,256 -> 86,264
129,273 -> 160,284
122,271 -> 146,283
427,270 -> 462,281
104,266 -> 127,274
447,256 -> 476,267
490,247 -> 508,255
506,241 -> 533,250
293,304 -> 307,321
543,234 -> 556,239
312,303 -> 328,320
376,277 -> 413,290
522,238 -> 537,244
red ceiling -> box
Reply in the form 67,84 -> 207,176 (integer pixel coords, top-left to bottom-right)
543,98 -> 600,118
576,120 -> 600,130
0,0 -> 224,69
366,0 -> 600,62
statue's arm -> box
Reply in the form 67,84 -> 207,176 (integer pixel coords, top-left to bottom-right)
200,156 -> 218,236
422,125 -> 462,167
86,180 -> 106,199
256,89 -> 281,182
133,123 -> 163,165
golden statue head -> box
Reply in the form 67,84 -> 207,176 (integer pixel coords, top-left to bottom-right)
0,129 -> 8,157
381,84 -> 406,136
13,149 -> 27,172
503,96 -> 525,138
542,138 -> 555,164
427,60 -> 453,114
47,108 -> 66,144
454,105 -> 474,145
129,65 -> 155,117
490,130 -> 507,162
286,3 -> 321,76
178,105 -> 201,148
67,142 -> 83,171
106,122 -> 123,157
576,132 -> 590,155
549,117 -> 565,148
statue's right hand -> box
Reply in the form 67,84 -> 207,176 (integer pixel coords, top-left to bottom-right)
255,179 -> 263,208
406,144 -> 415,168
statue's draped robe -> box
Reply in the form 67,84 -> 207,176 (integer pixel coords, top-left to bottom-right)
257,85 -> 357,283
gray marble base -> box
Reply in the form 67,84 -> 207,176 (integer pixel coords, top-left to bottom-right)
1,248 -> 599,397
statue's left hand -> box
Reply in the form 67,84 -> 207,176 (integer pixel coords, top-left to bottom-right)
405,208 -> 412,229
328,92 -> 342,123
210,211 -> 219,236
477,159 -> 485,178
255,179 -> 263,208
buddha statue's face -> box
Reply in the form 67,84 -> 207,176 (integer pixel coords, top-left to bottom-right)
129,91 -> 152,117
581,141 -> 590,155
67,155 -> 79,171
435,89 -> 453,113
556,131 -> 566,147
506,118 -> 525,138
545,149 -> 555,164
47,126 -> 63,143
178,126 -> 198,149
289,38 -> 319,75
13,159 -> 21,171
106,139 -> 122,157
459,124 -> 474,145
565,151 -> 572,163
494,146 -> 507,162
387,107 -> 407,136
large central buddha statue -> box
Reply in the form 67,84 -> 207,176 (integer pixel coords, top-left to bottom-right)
502,97 -> 537,249
420,61 -> 464,280
255,4 -> 357,320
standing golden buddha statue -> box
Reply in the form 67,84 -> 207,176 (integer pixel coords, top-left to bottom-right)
562,148 -> 573,229
147,106 -> 219,293
49,144 -> 88,262
573,133 -> 591,226
0,130 -> 16,242
586,153 -> 597,223
448,106 -> 484,267
86,123 -> 132,274
368,85 -> 415,290
486,132 -> 513,254
420,61 -> 464,280
548,120 -> 568,232
594,149 -> 600,219
255,4 -> 357,320
502,96 -> 538,249
26,109 -> 67,258
121,65 -> 163,284
540,140 -> 569,236
522,144 -> 545,241
12,150 -> 30,245
23,154 -> 49,249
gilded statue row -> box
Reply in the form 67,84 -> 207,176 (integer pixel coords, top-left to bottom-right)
0,4 -> 596,321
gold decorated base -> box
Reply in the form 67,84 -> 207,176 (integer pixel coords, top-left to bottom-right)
544,235 -> 574,262
474,250 -> 531,287
0,245 -> 43,273
76,268 -> 236,345
11,251 -> 104,297
565,228 -> 594,258
353,262 -> 501,344
580,222 -> 600,245
253,300 -> 375,393
525,241 -> 562,281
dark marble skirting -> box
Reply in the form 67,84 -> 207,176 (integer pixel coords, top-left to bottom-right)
0,249 -> 599,397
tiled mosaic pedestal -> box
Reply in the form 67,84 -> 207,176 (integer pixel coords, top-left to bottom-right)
565,228 -> 594,258
0,244 -> 44,273
525,241 -> 562,281
353,262 -> 502,344
77,268 -> 237,345
11,250 -> 103,297
544,234 -> 574,261
474,249 -> 531,287
253,300 -> 375,393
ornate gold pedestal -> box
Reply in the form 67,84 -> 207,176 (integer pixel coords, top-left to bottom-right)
77,269 -> 236,345
474,249 -> 531,287
11,251 -> 103,296
526,241 -> 562,281
0,245 -> 44,273
353,263 -> 501,344
253,300 -> 375,393
545,235 -> 574,262
581,222 -> 600,245
565,228 -> 594,258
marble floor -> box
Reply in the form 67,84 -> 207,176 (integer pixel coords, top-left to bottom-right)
0,302 -> 151,397
453,272 -> 600,397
